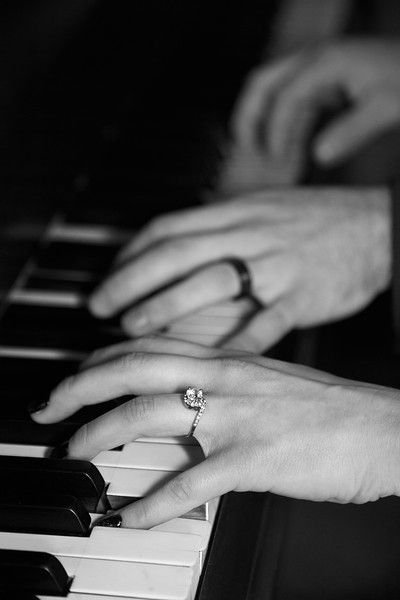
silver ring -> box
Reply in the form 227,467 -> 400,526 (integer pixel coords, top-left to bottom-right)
183,387 -> 207,437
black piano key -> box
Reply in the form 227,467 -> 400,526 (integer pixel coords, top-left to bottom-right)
0,418 -> 81,446
0,493 -> 90,536
0,356 -> 130,445
0,304 -> 124,350
0,356 -> 79,388
0,356 -> 100,420
6,594 -> 39,600
25,274 -> 98,294
0,456 -> 107,512
36,241 -> 119,274
0,550 -> 70,596
0,389 -> 123,423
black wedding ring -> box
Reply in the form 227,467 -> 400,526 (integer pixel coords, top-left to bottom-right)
224,257 -> 253,299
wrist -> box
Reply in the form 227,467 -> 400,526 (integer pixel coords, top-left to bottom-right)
390,181 -> 400,351
363,385 -> 400,500
363,187 -> 391,295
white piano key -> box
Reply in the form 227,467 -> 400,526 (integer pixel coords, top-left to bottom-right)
163,332 -> 225,346
0,438 -> 202,462
93,441 -> 203,471
0,445 -> 183,493
189,298 -> 255,318
59,555 -> 196,600
8,289 -> 85,308
0,527 -> 202,567
89,514 -> 214,553
168,321 -> 237,335
39,595 -> 147,600
136,436 -> 197,446
0,443 -> 48,458
99,469 -> 214,524
34,267 -> 98,282
152,519 -> 213,562
99,466 -> 176,507
39,595 -> 151,600
46,222 -> 132,245
0,345 -> 86,361
0,443 -> 212,521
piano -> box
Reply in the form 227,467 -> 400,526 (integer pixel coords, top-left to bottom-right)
0,182 -> 284,599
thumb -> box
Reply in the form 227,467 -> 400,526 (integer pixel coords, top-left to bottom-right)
222,295 -> 299,353
314,94 -> 400,165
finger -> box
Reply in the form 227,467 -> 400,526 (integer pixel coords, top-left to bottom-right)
221,294 -> 300,353
66,394 -> 198,459
120,261 -> 247,336
30,353 -> 220,424
81,335 -> 248,369
122,247 -> 297,337
116,200 -> 273,262
314,94 -> 400,164
231,53 -> 305,150
267,59 -> 340,158
90,233 -> 224,318
89,225 -> 278,318
108,454 -> 235,529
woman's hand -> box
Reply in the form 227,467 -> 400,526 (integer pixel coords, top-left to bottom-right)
31,336 -> 400,528
89,187 -> 390,352
232,39 -> 400,167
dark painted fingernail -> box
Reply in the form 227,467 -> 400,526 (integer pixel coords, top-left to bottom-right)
96,514 -> 122,528
50,441 -> 69,459
28,400 -> 48,415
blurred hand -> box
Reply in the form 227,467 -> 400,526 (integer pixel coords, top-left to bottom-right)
232,38 -> 400,166
89,187 -> 390,352
31,336 -> 400,528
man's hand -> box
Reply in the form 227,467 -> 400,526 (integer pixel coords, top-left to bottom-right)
88,187 -> 390,353
232,39 -> 400,167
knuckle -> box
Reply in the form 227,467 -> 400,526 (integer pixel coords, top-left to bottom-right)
51,373 -> 78,400
167,473 -> 195,504
380,92 -> 400,121
274,304 -> 293,330
162,236 -> 192,257
128,499 -> 153,527
318,42 -> 341,64
245,66 -> 267,87
146,214 -> 172,239
69,423 -> 89,457
129,335 -> 161,351
97,281 -> 121,311
124,395 -> 156,425
117,351 -> 148,371
212,356 -> 244,384
85,347 -> 105,365
237,331 -> 264,353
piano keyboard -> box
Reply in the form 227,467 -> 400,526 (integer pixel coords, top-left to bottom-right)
0,215 -> 256,599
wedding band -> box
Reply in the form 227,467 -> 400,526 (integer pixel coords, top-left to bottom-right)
183,387 -> 207,437
224,257 -> 253,299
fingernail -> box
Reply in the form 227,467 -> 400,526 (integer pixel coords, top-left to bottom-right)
28,400 -> 48,415
96,513 -> 122,528
50,441 -> 69,459
314,141 -> 335,164
88,294 -> 110,318
122,313 -> 149,335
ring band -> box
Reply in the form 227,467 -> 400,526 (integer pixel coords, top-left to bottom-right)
183,387 -> 207,437
224,257 -> 253,299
